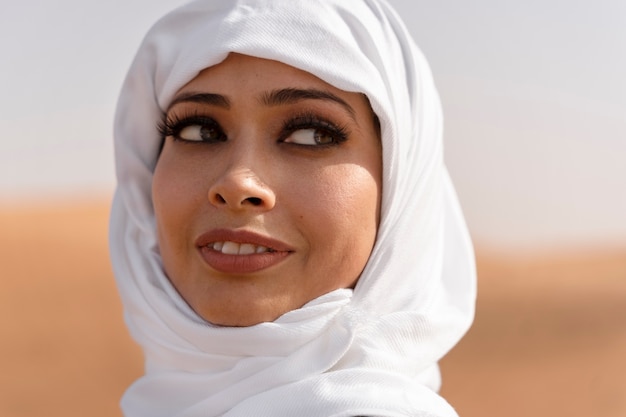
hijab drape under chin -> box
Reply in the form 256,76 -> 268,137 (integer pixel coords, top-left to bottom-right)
110,0 -> 476,416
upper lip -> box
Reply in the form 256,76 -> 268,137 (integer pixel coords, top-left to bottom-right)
195,228 -> 294,252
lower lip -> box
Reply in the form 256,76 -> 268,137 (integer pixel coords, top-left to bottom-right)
198,246 -> 291,274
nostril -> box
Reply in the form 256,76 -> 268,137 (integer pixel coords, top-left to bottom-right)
246,197 -> 263,206
215,194 -> 226,204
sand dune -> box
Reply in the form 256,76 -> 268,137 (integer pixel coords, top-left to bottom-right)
1,200 -> 624,417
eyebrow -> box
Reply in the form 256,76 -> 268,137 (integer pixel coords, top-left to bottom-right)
167,88 -> 356,121
260,88 -> 356,120
166,92 -> 230,112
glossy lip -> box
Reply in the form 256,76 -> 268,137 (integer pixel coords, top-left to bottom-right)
195,228 -> 294,274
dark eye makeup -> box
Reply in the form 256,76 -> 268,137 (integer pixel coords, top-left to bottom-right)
157,110 -> 350,148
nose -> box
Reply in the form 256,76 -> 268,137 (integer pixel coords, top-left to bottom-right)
208,167 -> 276,211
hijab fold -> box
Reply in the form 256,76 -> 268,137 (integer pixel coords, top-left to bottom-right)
111,0 -> 476,415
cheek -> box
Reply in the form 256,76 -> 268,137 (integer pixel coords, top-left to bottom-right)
291,162 -> 381,277
322,166 -> 380,227
153,144 -> 212,220
152,151 -> 204,267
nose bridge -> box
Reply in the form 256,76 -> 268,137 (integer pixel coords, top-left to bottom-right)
208,133 -> 275,210
230,136 -> 264,172
226,131 -> 270,182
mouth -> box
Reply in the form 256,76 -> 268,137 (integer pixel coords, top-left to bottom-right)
195,229 -> 293,274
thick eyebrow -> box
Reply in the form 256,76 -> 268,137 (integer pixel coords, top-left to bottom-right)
259,88 -> 356,121
166,92 -> 230,112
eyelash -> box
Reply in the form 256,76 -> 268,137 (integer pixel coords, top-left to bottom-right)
157,111 -> 349,147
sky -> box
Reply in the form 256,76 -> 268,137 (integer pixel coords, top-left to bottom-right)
1,0 -> 625,250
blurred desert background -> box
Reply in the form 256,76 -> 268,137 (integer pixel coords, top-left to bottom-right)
1,1 -> 625,416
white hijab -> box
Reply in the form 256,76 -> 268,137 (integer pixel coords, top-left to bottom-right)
111,0 -> 476,416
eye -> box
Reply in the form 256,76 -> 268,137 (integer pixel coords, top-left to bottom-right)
280,115 -> 349,147
158,114 -> 227,144
178,124 -> 225,142
285,128 -> 337,146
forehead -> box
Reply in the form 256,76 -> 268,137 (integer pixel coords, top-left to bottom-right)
175,53 -> 367,106
183,53 -> 326,89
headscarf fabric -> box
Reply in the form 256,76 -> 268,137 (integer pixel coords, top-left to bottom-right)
110,0 -> 476,416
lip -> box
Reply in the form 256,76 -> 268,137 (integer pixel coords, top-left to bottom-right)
195,229 -> 293,274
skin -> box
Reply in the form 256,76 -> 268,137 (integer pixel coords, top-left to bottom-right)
152,53 -> 382,326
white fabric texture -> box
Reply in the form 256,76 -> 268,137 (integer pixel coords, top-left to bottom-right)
110,0 -> 476,416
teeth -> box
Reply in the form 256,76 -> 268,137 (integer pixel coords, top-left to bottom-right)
221,241 -> 240,255
211,241 -> 271,255
239,243 -> 256,255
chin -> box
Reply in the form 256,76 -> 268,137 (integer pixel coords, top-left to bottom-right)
199,302 -> 292,327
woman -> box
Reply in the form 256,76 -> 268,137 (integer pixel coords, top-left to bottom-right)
110,0 -> 476,416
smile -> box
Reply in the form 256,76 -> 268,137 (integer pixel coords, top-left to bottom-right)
209,241 -> 275,255
196,229 -> 292,274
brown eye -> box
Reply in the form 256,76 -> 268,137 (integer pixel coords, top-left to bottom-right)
286,128 -> 335,145
178,124 -> 225,142
313,130 -> 335,145
158,114 -> 227,144
279,114 -> 349,147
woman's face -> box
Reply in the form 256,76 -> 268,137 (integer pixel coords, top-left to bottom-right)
153,53 -> 381,326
